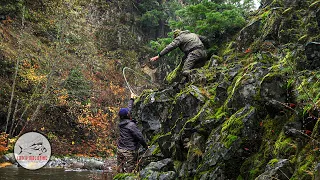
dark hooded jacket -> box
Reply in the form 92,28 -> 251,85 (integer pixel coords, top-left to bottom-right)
117,99 -> 147,151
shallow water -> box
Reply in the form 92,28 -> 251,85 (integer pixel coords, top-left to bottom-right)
0,167 -> 105,180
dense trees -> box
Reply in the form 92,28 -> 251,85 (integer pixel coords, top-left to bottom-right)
0,0 -> 257,157
148,0 -> 255,75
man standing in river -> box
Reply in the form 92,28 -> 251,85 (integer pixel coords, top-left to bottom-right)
150,29 -> 207,83
116,93 -> 148,173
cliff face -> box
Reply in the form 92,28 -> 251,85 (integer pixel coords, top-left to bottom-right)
133,0 -> 320,179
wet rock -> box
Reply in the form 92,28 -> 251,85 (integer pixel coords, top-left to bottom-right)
134,89 -> 176,140
83,159 -> 104,170
237,19 -> 261,51
304,42 -> 320,69
317,10 -> 320,28
227,64 -> 269,113
284,122 -> 302,138
228,64 -> 242,81
260,74 -> 287,116
214,82 -> 228,107
208,55 -> 222,67
159,171 -> 176,180
45,156 -> 106,170
139,158 -> 176,180
196,105 -> 261,179
256,159 -> 294,180
139,145 -> 164,168
3,153 -> 16,164
178,132 -> 206,178
315,163 -> 320,180
0,15 -> 5,21
260,0 -> 273,8
283,0 -> 306,8
158,134 -> 173,158
261,10 -> 282,42
46,156 -> 67,168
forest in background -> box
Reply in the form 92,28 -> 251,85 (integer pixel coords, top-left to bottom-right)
0,0 -> 256,157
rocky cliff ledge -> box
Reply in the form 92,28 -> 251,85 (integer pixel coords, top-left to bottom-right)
129,0 -> 320,179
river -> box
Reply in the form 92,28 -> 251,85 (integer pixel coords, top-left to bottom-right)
0,168 -> 107,180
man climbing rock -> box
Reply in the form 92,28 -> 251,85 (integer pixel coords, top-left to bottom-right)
117,93 -> 148,173
150,29 -> 207,83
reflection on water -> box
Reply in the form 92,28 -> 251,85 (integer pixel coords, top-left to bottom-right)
0,168 -> 104,180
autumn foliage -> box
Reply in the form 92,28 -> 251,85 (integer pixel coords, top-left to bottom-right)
0,133 -> 9,156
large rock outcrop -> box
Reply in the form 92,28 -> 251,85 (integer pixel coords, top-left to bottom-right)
131,0 -> 320,179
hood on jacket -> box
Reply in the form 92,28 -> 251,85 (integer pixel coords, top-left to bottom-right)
119,119 -> 137,127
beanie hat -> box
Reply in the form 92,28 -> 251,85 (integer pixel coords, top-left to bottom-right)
118,108 -> 129,118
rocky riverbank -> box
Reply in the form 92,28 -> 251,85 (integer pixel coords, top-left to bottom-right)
0,153 -> 116,171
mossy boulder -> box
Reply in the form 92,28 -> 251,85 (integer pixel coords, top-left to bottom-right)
134,0 -> 320,179
139,158 -> 176,180
256,159 -> 294,180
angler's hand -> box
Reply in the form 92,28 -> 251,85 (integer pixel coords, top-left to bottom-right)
150,55 -> 159,62
131,92 -> 137,99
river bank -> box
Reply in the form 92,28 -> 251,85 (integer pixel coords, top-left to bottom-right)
0,153 -> 116,179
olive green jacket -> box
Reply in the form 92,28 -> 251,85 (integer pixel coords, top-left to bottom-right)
159,30 -> 204,57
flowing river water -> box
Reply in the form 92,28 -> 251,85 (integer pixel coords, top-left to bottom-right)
0,168 -> 106,180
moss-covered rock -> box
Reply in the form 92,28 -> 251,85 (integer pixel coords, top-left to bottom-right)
133,0 -> 320,179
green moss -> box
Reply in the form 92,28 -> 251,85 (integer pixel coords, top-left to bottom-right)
292,151 -> 315,180
240,153 -> 265,179
206,106 -> 227,120
298,35 -> 308,43
151,144 -> 161,155
221,106 -> 255,148
249,168 -> 260,178
224,134 -> 238,148
221,41 -> 236,56
165,61 -> 183,84
273,132 -> 296,156
309,0 -> 320,8
295,72 -> 320,116
267,158 -> 279,167
236,175 -> 244,180
187,146 -> 203,161
260,10 -> 271,23
150,132 -> 171,145
144,92 -> 156,104
174,160 -> 182,171
226,70 -> 245,101
282,8 -> 292,15
178,101 -> 209,137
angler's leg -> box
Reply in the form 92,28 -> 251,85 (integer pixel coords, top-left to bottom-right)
117,149 -> 125,173
123,150 -> 137,173
182,49 -> 207,76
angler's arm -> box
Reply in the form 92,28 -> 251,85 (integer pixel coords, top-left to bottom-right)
128,92 -> 136,112
159,38 -> 181,57
150,37 -> 182,61
129,123 -> 148,148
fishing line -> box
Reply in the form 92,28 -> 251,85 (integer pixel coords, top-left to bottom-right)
122,67 -> 155,95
